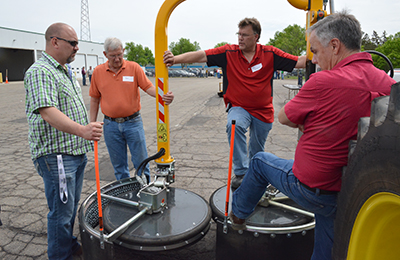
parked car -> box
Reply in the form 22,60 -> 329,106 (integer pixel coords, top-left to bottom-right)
168,69 -> 180,77
145,69 -> 155,77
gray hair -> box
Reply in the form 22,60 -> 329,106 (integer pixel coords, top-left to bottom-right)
104,37 -> 123,53
307,11 -> 361,51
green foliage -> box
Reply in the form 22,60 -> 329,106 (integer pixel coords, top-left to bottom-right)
125,42 -> 155,66
214,42 -> 229,48
372,37 -> 400,71
362,33 -> 378,50
169,38 -> 201,68
363,30 -> 400,71
169,38 -> 201,56
267,24 -> 306,56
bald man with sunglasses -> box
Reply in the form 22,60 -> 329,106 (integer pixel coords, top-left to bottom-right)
24,22 -> 103,260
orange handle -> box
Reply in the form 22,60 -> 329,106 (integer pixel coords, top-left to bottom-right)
225,120 -> 236,217
94,141 -> 104,231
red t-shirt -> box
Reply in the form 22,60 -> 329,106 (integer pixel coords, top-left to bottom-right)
89,60 -> 152,118
285,52 -> 396,191
205,44 -> 298,123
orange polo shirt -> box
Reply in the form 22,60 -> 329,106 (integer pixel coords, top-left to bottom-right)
89,60 -> 153,118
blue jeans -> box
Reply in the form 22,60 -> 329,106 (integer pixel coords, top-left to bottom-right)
104,115 -> 150,180
34,154 -> 86,260
226,107 -> 272,176
232,152 -> 337,260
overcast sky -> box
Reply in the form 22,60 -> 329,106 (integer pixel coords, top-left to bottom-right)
1,0 -> 399,54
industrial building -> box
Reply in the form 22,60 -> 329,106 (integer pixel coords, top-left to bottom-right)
0,26 -> 104,82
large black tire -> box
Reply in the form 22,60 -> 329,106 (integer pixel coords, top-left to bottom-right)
333,82 -> 400,260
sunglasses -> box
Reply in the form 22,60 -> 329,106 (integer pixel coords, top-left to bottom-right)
50,36 -> 79,47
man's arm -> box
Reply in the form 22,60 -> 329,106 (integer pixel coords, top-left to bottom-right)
163,50 -> 207,67
295,55 -> 307,68
145,86 -> 174,105
278,106 -> 304,131
90,97 -> 100,122
39,107 -> 103,141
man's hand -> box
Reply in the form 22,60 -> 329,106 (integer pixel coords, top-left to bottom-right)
163,50 -> 175,67
39,106 -> 103,141
81,122 -> 104,141
162,91 -> 174,105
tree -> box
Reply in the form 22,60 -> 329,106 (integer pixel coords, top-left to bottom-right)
169,38 -> 201,68
125,42 -> 155,66
362,33 -> 377,50
373,37 -> 400,71
371,31 -> 382,47
169,38 -> 200,55
267,24 -> 306,56
214,42 -> 229,48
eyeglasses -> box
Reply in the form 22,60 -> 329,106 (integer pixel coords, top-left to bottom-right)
236,32 -> 257,38
50,36 -> 79,47
108,53 -> 124,59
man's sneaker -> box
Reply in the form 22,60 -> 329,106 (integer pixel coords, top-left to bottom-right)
231,174 -> 244,190
229,211 -> 246,230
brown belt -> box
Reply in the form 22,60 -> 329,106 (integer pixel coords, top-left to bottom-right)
104,111 -> 140,123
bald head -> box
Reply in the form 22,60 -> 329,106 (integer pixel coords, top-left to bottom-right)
45,23 -> 79,65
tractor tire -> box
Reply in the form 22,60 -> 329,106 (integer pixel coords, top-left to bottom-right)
332,82 -> 400,260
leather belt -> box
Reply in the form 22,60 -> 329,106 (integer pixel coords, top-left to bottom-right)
300,182 -> 338,195
104,111 -> 140,123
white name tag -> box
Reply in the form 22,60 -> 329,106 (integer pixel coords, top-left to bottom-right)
57,155 -> 68,204
251,63 -> 262,72
123,76 -> 134,82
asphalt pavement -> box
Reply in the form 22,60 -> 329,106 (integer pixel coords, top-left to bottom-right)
0,77 -> 299,259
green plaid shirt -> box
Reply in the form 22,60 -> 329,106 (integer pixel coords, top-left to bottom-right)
24,52 -> 93,159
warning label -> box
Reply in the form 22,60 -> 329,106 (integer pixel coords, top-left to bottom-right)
157,123 -> 168,142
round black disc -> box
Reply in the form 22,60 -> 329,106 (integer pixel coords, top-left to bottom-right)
210,185 -> 313,228
103,186 -> 212,251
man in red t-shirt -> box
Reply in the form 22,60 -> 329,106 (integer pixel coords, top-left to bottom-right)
230,12 -> 396,260
164,18 -> 306,188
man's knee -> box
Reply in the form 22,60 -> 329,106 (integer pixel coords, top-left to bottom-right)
226,119 -> 249,135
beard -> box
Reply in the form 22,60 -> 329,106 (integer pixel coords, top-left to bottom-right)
67,51 -> 77,64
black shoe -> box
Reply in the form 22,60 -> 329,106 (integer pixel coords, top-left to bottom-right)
229,211 -> 246,230
72,245 -> 83,260
231,175 -> 244,189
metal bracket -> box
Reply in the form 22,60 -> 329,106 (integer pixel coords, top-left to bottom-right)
155,160 -> 175,186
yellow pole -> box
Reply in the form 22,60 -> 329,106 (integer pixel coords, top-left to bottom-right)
287,0 -> 327,60
154,0 -> 186,164
0,72 -> 3,83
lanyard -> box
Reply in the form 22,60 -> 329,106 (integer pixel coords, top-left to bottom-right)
57,155 -> 68,204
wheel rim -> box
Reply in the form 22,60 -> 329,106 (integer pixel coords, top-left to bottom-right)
348,192 -> 400,260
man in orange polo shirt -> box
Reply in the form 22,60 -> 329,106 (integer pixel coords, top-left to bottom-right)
90,37 -> 174,181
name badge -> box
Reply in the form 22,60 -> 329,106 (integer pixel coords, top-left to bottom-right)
251,63 -> 262,73
123,76 -> 134,82
57,155 -> 68,204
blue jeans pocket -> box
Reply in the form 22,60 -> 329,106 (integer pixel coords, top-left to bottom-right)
33,160 -> 44,177
299,186 -> 337,217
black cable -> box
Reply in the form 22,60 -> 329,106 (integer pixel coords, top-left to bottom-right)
364,50 -> 394,78
135,148 -> 166,177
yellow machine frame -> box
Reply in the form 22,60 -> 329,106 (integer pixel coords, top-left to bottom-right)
154,0 -> 186,164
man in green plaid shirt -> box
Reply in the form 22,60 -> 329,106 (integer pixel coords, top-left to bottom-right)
24,22 -> 103,260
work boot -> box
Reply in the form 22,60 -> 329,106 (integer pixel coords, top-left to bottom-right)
229,211 -> 246,230
231,174 -> 244,190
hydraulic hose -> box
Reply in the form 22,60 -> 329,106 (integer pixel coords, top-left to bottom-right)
135,148 -> 166,178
